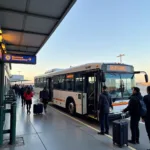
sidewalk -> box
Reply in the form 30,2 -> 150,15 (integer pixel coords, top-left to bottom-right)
1,96 -> 131,150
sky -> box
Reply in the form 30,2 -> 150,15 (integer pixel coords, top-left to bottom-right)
11,0 -> 150,83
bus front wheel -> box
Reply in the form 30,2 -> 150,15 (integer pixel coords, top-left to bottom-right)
68,102 -> 76,115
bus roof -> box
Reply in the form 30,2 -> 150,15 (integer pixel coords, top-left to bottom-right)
34,62 -> 133,79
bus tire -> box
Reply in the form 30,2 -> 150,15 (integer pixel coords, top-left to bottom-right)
66,98 -> 76,116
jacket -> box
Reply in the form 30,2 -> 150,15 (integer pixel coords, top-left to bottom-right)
20,87 -> 25,96
24,92 -> 33,101
124,93 -> 142,117
143,94 -> 150,118
40,90 -> 49,100
99,91 -> 113,114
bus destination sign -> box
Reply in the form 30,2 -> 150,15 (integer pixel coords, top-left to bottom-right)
66,74 -> 74,79
3,54 -> 36,64
107,65 -> 133,72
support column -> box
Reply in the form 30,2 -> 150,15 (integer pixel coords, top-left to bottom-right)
10,102 -> 16,145
0,62 -> 4,145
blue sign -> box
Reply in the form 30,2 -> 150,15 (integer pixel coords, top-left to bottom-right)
3,54 -> 36,64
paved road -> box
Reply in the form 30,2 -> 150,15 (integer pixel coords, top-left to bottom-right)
51,105 -> 150,150
34,84 -> 150,150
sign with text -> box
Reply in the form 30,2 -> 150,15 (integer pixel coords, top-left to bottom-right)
3,54 -> 36,64
107,65 -> 133,72
66,74 -> 74,79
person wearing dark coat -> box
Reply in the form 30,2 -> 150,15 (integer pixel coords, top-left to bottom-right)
40,87 -> 49,112
123,87 -> 142,144
98,86 -> 113,135
20,86 -> 25,106
143,86 -> 150,150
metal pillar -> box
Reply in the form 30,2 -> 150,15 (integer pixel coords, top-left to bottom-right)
10,102 -> 16,145
0,62 -> 4,145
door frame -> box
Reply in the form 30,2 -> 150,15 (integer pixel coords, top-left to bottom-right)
83,71 -> 99,116
47,77 -> 53,101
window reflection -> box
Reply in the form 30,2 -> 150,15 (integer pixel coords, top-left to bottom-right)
105,73 -> 135,99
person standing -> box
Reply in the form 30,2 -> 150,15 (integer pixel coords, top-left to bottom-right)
18,85 -> 21,98
14,84 -> 18,96
20,85 -> 25,107
40,87 -> 49,112
98,86 -> 113,135
24,87 -> 33,114
123,87 -> 142,144
143,86 -> 150,149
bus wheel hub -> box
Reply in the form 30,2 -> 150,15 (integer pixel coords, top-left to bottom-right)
69,103 -> 74,114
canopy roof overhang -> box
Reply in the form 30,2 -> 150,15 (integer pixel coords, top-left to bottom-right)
0,0 -> 76,56
10,79 -> 30,82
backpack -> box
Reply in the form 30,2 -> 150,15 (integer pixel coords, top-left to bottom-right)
139,98 -> 147,117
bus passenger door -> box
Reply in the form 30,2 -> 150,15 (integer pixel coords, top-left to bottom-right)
47,78 -> 53,101
81,75 -> 87,115
86,73 -> 98,117
74,75 -> 87,115
83,71 -> 100,119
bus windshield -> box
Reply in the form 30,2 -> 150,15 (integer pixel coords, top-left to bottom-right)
105,73 -> 135,100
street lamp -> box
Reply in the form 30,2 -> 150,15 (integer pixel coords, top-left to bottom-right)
117,54 -> 125,63
18,71 -> 21,75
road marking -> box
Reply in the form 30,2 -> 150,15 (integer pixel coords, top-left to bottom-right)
51,107 -> 136,150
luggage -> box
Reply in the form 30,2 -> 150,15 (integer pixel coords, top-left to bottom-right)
112,117 -> 128,147
33,103 -> 43,114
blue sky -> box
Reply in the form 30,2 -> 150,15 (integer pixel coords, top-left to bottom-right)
12,0 -> 150,82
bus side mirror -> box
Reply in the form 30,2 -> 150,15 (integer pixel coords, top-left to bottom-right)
145,74 -> 148,83
100,72 -> 106,82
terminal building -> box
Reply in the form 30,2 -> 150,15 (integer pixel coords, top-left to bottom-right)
0,0 -> 150,150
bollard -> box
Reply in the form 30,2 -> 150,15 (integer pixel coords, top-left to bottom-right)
0,106 -> 4,145
10,102 -> 16,145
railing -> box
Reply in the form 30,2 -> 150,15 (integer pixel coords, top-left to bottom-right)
0,89 -> 17,145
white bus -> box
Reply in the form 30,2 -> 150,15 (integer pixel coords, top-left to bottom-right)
34,63 -> 148,120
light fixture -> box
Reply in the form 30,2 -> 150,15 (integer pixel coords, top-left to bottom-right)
1,43 -> 6,50
0,29 -> 2,43
0,35 -> 2,43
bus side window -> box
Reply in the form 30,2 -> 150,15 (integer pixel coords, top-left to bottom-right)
53,76 -> 59,89
65,78 -> 74,91
75,74 -> 85,92
58,75 -> 65,90
43,77 -> 46,87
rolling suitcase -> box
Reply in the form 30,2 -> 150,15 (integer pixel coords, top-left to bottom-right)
112,115 -> 128,147
33,103 -> 43,114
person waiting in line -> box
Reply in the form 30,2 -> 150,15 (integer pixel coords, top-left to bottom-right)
14,84 -> 18,96
98,86 -> 113,135
123,87 -> 142,144
23,87 -> 27,103
20,85 -> 25,107
16,85 -> 20,97
40,87 -> 49,112
143,86 -> 150,150
18,85 -> 21,98
30,85 -> 33,91
24,87 -> 33,114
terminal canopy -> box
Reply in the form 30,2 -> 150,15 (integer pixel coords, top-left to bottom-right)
0,0 -> 76,56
